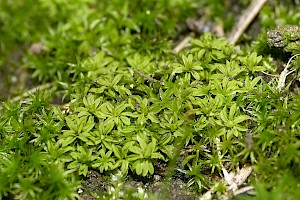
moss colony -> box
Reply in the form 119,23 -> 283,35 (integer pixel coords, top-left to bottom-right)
1,0 -> 300,199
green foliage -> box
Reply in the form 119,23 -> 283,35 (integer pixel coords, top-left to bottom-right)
59,33 -> 267,194
0,95 -> 79,199
2,0 -> 300,199
128,135 -> 165,176
59,29 -> 300,197
243,172 -> 300,200
258,1 -> 300,29
1,0 -> 199,83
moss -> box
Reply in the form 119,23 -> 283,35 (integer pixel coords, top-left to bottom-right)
1,0 -> 300,199
267,25 -> 300,54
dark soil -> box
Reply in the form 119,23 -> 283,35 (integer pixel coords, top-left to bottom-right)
80,170 -> 196,200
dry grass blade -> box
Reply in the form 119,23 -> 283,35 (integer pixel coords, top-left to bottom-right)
0,83 -> 54,111
277,54 -> 300,91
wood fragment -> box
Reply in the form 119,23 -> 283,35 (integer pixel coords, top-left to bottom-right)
10,83 -> 53,103
0,83 -> 54,111
227,0 -> 268,44
133,69 -> 164,85
226,166 -> 253,191
221,166 -> 253,200
173,34 -> 192,53
233,186 -> 254,196
198,166 -> 253,200
199,136 -> 253,200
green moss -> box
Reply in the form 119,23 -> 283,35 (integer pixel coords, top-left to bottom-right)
267,25 -> 300,54
1,0 -> 300,199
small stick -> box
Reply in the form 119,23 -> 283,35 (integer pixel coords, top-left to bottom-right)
0,82 -> 54,111
233,186 -> 254,196
12,82 -> 53,102
8,82 -> 53,103
133,69 -> 164,85
221,166 -> 253,200
199,135 -> 253,200
227,0 -> 268,44
226,166 -> 253,192
199,165 -> 253,200
173,34 -> 193,53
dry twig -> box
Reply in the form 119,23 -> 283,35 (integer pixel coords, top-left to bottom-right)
199,166 -> 253,200
199,135 -> 253,200
10,82 -> 53,103
133,69 -> 164,85
227,0 -> 268,44
0,82 -> 54,111
173,34 -> 193,53
233,186 -> 254,196
221,166 -> 253,200
174,0 -> 267,52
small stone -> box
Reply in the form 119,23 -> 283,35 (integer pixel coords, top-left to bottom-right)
153,175 -> 161,181
29,42 -> 43,54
